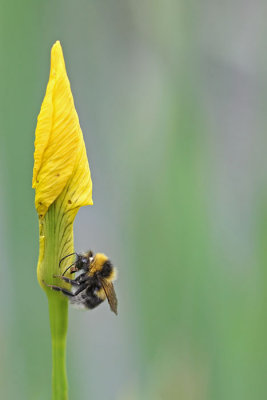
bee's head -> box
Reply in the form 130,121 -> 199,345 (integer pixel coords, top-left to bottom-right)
75,250 -> 94,271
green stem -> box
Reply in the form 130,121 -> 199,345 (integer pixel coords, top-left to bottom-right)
49,295 -> 68,400
37,195 -> 76,399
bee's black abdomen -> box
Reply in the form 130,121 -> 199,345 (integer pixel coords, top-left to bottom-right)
85,286 -> 104,309
100,260 -> 113,278
85,296 -> 103,309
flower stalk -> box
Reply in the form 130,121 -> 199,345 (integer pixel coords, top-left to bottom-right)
39,199 -> 73,400
33,41 -> 93,400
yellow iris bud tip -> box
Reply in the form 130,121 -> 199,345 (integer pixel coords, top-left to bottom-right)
32,40 -> 93,218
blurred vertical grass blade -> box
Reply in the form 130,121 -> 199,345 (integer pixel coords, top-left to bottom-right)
256,193 -> 267,395
0,2 -> 52,398
127,8 -> 214,394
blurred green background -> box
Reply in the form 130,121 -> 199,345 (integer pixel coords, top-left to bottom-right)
0,1 -> 266,399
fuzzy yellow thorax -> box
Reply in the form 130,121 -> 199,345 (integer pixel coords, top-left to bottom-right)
89,253 -> 109,275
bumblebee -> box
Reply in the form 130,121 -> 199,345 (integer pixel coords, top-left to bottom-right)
45,251 -> 118,315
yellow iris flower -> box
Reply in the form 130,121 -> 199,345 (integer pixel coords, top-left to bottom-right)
32,41 -> 93,399
33,40 -> 93,288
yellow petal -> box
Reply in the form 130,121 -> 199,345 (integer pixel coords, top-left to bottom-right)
32,41 -> 92,217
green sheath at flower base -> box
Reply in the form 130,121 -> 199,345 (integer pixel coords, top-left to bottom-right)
33,41 -> 93,400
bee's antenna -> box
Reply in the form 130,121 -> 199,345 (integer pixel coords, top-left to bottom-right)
62,262 -> 77,276
59,252 -> 77,269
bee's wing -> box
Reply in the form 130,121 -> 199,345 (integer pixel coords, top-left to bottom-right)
99,277 -> 118,315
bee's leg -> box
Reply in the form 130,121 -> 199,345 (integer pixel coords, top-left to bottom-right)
54,275 -> 91,286
43,281 -> 87,297
44,284 -> 74,297
53,275 -> 81,286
